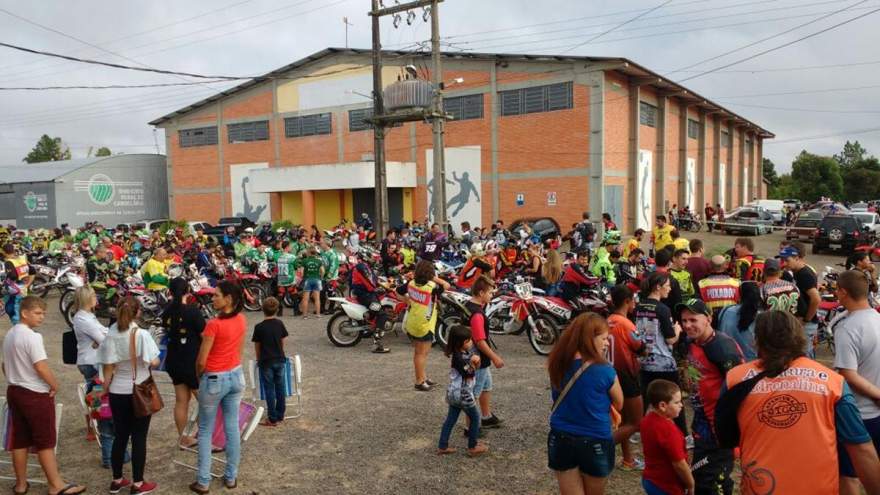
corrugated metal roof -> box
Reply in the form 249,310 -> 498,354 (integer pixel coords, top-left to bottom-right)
148,47 -> 773,138
0,154 -> 158,184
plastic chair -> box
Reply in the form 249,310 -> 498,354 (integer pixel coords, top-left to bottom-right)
172,401 -> 264,479
247,355 -> 303,419
0,397 -> 63,485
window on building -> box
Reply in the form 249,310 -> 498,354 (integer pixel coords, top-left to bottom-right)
639,101 -> 657,128
721,130 -> 730,147
349,108 -> 374,132
227,121 -> 269,143
444,94 -> 484,121
179,126 -> 218,147
687,119 -> 700,140
284,113 -> 332,138
499,82 -> 573,116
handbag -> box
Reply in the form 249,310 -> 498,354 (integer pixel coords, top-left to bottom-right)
129,328 -> 163,418
62,330 -> 77,365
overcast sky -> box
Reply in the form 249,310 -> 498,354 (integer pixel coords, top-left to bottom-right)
0,0 -> 878,172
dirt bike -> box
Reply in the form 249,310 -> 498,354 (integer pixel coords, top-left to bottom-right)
216,262 -> 266,312
325,288 -> 407,347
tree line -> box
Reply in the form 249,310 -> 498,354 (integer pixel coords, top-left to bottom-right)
765,141 -> 880,203
21,134 -> 113,163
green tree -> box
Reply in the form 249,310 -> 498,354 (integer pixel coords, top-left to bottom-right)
768,173 -> 796,199
790,151 -> 843,201
762,157 -> 780,188
23,134 -> 71,163
843,167 -> 880,202
833,140 -> 868,170
95,147 -> 112,157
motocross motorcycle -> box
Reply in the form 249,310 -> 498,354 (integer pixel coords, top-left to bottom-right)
325,286 -> 407,347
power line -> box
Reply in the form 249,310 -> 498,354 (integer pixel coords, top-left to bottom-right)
561,0 -> 675,54
722,102 -> 880,114
677,5 -> 880,82
716,82 -> 880,98
765,126 -> 880,144
668,0 -> 870,74
0,81 -> 233,91
663,59 -> 880,73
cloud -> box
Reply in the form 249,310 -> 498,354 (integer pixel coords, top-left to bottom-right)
1,0 -> 877,173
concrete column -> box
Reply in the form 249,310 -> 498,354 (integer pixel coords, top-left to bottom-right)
302,190 -> 316,227
271,79 -> 282,222
217,101 -> 226,218
679,101 -> 689,209
165,128 -> 174,219
628,85 -> 641,232
697,110 -> 707,211
588,69 -> 605,225
713,116 -> 721,209
490,62 -> 500,222
758,138 -> 765,198
739,127 -> 746,206
656,96 -> 667,217
726,121 -> 734,211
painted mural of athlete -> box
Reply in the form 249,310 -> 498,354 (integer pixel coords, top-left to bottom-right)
236,177 -> 267,223
446,171 -> 480,218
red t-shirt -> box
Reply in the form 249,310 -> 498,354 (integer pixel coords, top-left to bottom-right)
607,314 -> 642,377
641,411 -> 688,495
202,313 -> 246,372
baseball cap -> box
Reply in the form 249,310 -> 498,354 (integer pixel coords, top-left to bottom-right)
676,298 -> 713,318
778,245 -> 801,259
764,258 -> 781,274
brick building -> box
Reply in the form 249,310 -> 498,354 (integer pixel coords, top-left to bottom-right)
150,48 -> 773,233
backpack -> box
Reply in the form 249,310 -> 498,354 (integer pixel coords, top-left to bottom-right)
578,221 -> 595,242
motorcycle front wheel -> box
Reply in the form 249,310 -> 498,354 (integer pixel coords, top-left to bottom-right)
242,282 -> 266,312
435,313 -> 463,347
326,311 -> 364,347
528,314 -> 560,356
689,221 -> 702,233
60,289 -> 75,327
31,274 -> 51,298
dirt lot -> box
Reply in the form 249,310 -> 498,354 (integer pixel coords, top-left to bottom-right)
0,230 -> 849,494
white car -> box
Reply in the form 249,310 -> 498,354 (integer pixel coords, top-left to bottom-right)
853,212 -> 880,236
851,202 -> 869,212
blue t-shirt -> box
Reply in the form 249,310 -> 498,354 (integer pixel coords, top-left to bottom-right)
550,360 -> 616,439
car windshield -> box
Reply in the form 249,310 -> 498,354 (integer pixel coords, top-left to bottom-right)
218,218 -> 240,224
854,214 -> 874,224
794,219 -> 821,227
822,217 -> 858,229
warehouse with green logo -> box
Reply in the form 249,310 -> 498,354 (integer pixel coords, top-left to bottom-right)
0,154 -> 168,229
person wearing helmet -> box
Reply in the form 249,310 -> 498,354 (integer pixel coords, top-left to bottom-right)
560,249 -> 597,308
418,223 -> 447,263
457,243 -> 495,290
590,230 -> 622,285
234,227 -> 256,260
351,251 -> 390,353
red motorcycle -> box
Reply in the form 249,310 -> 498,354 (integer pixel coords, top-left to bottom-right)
215,261 -> 265,312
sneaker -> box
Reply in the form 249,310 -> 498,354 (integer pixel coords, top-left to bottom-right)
619,457 -> 645,471
414,382 -> 432,392
109,479 -> 132,494
686,435 -> 694,450
372,345 -> 390,354
481,414 -> 504,429
131,481 -> 158,495
424,378 -> 437,386
629,432 -> 641,445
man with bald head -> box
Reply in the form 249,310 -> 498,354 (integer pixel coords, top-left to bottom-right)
141,247 -> 170,291
697,254 -> 740,327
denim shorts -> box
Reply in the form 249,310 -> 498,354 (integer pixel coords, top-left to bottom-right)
547,429 -> 615,477
474,367 -> 493,396
303,278 -> 322,292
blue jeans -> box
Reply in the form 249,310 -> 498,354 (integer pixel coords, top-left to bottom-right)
5,294 -> 21,324
197,367 -> 245,486
259,361 -> 287,423
438,404 -> 481,449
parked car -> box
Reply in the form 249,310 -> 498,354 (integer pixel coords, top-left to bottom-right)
783,198 -> 802,211
131,219 -> 170,232
812,214 -> 867,254
203,216 -> 257,236
785,210 -> 824,243
850,202 -> 869,212
853,212 -> 880,236
509,217 -> 561,245
720,208 -> 774,236
750,199 -> 784,224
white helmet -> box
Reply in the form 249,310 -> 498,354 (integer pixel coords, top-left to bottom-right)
470,242 -> 485,257
484,240 -> 498,253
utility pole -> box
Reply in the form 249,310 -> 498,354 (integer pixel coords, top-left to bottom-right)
370,0 -> 389,237
429,0 -> 447,230
369,0 -> 445,237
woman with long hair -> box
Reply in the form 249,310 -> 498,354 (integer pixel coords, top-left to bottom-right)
190,281 -> 247,494
535,249 -> 563,296
716,280 -> 760,361
98,297 -> 161,494
400,260 -> 443,391
546,313 -> 623,495
161,278 -> 206,449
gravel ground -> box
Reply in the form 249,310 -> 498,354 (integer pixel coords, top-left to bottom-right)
0,230 -> 848,494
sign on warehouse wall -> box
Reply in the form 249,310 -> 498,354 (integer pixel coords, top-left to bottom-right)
426,146 -> 482,235
636,150 -> 653,231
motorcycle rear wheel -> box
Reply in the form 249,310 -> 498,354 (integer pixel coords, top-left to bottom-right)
60,289 -> 75,327
435,314 -> 463,347
242,282 -> 266,312
689,221 -> 702,233
31,274 -> 51,298
528,314 -> 560,356
326,311 -> 363,347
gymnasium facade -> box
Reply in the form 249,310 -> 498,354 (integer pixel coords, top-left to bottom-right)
150,47 -> 773,232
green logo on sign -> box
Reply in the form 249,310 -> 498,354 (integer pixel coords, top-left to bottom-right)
23,192 -> 37,213
86,174 -> 115,205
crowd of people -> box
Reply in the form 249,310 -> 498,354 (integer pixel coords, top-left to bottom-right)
0,209 -> 879,494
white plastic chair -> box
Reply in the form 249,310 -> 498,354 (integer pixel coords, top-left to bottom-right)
173,401 -> 264,479
247,355 -> 303,419
0,397 -> 63,485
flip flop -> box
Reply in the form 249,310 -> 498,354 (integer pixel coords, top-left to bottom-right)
12,481 -> 29,494
50,483 -> 86,495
